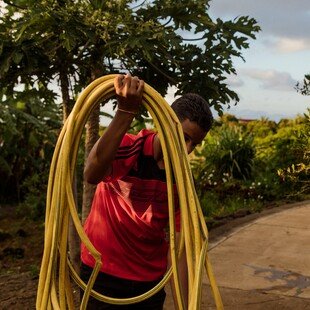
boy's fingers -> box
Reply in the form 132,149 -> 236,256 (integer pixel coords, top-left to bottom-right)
123,73 -> 132,89
130,76 -> 140,90
115,73 -> 143,100
137,79 -> 144,95
114,74 -> 124,90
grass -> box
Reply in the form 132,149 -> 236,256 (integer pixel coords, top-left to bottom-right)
199,191 -> 265,229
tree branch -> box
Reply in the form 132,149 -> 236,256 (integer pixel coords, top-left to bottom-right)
131,0 -> 147,10
182,36 -> 205,41
3,0 -> 27,10
146,59 -> 177,84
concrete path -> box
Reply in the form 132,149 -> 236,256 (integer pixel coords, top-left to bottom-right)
164,200 -> 310,309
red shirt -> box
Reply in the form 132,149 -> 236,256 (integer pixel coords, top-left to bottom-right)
81,129 -> 179,281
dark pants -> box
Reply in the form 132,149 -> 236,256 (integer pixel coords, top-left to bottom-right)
80,263 -> 166,309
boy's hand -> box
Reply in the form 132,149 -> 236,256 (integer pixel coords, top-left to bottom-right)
114,74 -> 144,114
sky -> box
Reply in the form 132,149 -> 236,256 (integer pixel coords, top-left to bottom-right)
165,0 -> 310,121
204,0 -> 310,121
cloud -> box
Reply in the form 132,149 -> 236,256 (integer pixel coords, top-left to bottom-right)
242,69 -> 297,91
275,38 -> 310,53
265,37 -> 310,53
226,75 -> 244,88
209,0 -> 310,45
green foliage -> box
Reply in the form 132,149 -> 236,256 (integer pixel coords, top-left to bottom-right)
246,117 -> 277,138
295,73 -> 310,96
216,113 -> 239,125
254,115 -> 308,170
0,87 -> 61,204
0,0 -> 260,114
20,172 -> 48,219
192,110 -> 309,222
199,185 -> 264,226
193,125 -> 255,184
277,109 -> 310,197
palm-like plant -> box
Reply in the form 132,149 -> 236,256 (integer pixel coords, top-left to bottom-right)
194,125 -> 255,183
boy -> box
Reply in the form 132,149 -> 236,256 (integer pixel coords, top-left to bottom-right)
81,74 -> 213,309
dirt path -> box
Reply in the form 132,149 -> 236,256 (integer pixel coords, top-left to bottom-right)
1,201 -> 309,309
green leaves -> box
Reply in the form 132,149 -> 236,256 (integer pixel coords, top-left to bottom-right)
12,51 -> 23,64
0,87 -> 61,203
276,109 -> 310,196
296,74 -> 310,96
199,126 -> 255,181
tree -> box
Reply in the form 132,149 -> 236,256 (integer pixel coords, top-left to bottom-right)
1,0 -> 261,112
0,0 -> 260,270
295,74 -> 310,96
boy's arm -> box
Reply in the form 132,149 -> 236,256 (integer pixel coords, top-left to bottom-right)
84,74 -> 144,184
167,232 -> 188,309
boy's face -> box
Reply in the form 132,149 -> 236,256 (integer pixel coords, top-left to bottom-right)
180,119 -> 207,154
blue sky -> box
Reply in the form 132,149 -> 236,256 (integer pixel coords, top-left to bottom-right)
206,0 -> 310,121
165,0 -> 310,121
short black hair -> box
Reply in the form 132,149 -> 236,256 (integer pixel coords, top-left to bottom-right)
171,93 -> 213,133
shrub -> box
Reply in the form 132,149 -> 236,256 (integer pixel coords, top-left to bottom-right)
192,111 -> 309,222
193,125 -> 255,184
0,89 -> 61,204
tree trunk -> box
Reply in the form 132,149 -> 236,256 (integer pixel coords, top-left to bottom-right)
82,66 -> 103,223
59,66 -> 71,120
81,108 -> 99,223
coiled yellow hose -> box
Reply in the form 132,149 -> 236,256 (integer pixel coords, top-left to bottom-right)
36,74 -> 223,309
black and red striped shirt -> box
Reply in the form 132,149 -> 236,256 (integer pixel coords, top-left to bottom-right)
81,129 -> 180,281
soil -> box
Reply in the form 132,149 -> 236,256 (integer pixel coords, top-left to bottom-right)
0,205 -> 44,309
0,200 -> 303,309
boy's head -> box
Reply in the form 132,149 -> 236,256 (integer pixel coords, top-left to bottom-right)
171,93 -> 213,133
171,93 -> 213,154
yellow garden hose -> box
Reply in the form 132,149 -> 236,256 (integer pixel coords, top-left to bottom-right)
36,74 -> 223,309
